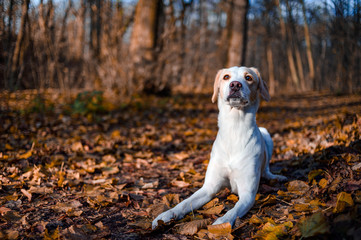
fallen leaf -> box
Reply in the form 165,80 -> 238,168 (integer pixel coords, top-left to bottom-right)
28,186 -> 53,194
254,221 -> 293,240
21,189 -> 32,201
2,210 -> 22,222
249,214 -> 264,225
18,150 -> 32,159
203,198 -> 219,209
0,207 -> 11,215
198,205 -> 224,215
298,212 -> 329,238
148,203 -> 170,218
308,169 -> 324,182
227,194 -> 238,202
5,229 -> 19,240
287,180 -> 309,194
171,179 -> 190,188
207,222 -> 233,240
44,226 -> 60,240
334,192 -> 354,213
207,222 -> 232,234
71,141 -> 84,152
318,178 -> 328,188
176,219 -> 210,235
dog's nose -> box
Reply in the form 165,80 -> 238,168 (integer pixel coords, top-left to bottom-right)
230,81 -> 242,90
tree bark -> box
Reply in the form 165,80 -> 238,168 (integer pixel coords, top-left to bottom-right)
275,0 -> 299,89
130,0 -> 160,63
9,0 -> 30,90
75,0 -> 86,59
286,0 -> 305,90
129,0 -> 162,93
300,0 -> 315,89
226,0 -> 249,67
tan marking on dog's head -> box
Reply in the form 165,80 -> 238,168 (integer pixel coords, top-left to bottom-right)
250,67 -> 270,102
212,69 -> 223,103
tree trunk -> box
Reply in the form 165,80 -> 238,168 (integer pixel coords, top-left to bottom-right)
226,0 -> 249,67
129,0 -> 161,93
300,0 -> 315,89
130,0 -> 160,63
7,0 -> 14,53
178,0 -> 192,84
75,0 -> 86,59
275,0 -> 299,89
266,40 -> 275,96
286,0 -> 305,90
89,0 -> 102,59
9,0 -> 29,90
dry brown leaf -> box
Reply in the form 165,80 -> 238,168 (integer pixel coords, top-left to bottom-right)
227,194 -> 238,203
71,141 -> 84,152
21,189 -> 32,201
298,212 -> 330,238
318,178 -> 328,188
207,222 -> 233,240
28,186 -> 53,194
0,207 -> 11,215
171,179 -> 190,188
249,214 -> 264,225
5,229 -> 19,240
254,221 -> 293,240
176,219 -> 210,235
203,198 -> 219,209
198,204 -> 224,215
287,180 -> 309,193
334,192 -> 354,213
207,222 -> 232,234
18,150 -> 32,159
148,203 -> 170,218
2,210 -> 22,222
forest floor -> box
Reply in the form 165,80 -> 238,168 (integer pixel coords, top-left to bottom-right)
0,90 -> 361,239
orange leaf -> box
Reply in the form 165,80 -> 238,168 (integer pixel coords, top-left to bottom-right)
207,222 -> 232,234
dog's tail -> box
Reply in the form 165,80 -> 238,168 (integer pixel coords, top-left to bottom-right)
259,127 -> 273,161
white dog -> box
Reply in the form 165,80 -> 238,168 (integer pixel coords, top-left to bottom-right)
152,66 -> 286,229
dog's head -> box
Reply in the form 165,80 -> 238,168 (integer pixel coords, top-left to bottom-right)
211,66 -> 270,108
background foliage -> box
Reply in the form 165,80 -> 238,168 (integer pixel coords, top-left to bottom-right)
0,0 -> 360,95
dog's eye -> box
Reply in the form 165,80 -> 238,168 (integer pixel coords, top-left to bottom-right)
245,75 -> 253,82
223,75 -> 230,80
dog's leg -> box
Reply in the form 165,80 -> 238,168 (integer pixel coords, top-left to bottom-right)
213,190 -> 255,226
262,165 -> 287,181
152,163 -> 226,229
213,168 -> 259,227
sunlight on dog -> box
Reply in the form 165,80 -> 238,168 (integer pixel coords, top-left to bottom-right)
152,66 -> 287,229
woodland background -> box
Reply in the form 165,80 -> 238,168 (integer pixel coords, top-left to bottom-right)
0,0 -> 360,95
1,0 -> 361,240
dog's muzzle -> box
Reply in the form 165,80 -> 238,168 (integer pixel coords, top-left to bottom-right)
227,81 -> 248,107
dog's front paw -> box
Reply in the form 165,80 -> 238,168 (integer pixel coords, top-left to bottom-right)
274,174 -> 287,182
263,171 -> 288,182
212,216 -> 233,227
152,210 -> 176,230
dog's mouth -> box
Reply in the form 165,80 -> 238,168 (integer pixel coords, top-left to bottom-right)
227,94 -> 249,107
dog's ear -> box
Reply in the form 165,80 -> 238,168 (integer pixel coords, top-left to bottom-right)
212,69 -> 223,103
251,67 -> 270,102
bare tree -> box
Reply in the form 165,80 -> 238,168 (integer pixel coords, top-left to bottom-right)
129,0 -> 162,92
300,0 -> 315,88
226,0 -> 249,67
8,0 -> 30,90
275,0 -> 299,89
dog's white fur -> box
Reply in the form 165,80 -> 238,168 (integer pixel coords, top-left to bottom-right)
152,66 -> 286,229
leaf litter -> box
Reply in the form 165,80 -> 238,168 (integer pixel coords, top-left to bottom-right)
0,91 -> 361,239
